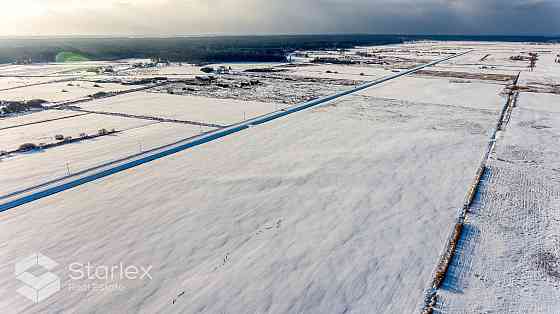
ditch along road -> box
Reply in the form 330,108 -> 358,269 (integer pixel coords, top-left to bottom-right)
0,50 -> 473,212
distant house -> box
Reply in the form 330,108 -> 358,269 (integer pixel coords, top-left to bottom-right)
195,75 -> 216,83
13,57 -> 32,65
311,56 -> 356,65
215,66 -> 230,74
286,51 -> 309,63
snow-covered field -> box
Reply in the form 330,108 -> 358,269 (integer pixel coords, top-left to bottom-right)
277,64 -> 392,80
0,41 -> 559,314
368,41 -> 549,76
0,92 -> 498,314
518,92 -> 560,113
79,92 -> 284,125
437,90 -> 560,314
356,76 -> 507,111
0,81 -> 143,103
428,45 -> 560,313
0,110 -> 83,129
0,64 -> 94,77
430,50 -> 527,76
218,62 -> 286,71
121,62 -> 285,78
0,113 -> 154,151
0,77 -> 63,91
518,48 -> 560,86
121,64 -> 203,78
0,122 -> 212,195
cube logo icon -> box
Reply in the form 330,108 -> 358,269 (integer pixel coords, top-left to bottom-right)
15,253 -> 60,303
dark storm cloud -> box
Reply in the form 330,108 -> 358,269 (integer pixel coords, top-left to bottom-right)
7,0 -> 560,36
238,0 -> 560,35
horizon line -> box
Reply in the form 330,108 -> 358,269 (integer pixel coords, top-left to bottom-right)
1,33 -> 560,40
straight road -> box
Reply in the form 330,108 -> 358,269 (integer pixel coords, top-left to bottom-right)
0,50 -> 472,212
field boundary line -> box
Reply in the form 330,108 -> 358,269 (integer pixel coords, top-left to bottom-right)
421,71 -> 521,314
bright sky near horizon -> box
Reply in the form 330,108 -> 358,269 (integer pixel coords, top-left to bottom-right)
1,0 -> 559,36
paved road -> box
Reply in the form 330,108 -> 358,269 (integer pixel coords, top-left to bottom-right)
0,50 -> 472,212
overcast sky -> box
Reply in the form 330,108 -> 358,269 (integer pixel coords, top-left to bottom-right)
2,0 -> 559,36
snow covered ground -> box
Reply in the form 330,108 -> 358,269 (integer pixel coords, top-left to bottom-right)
79,92 -> 284,126
356,76 -> 507,111
277,64 -> 392,80
0,113 -> 154,151
0,92 -> 498,314
0,77 -> 64,91
120,62 -> 285,78
517,92 -> 560,113
433,48 -> 560,313
0,110 -> 81,130
120,64 -> 203,78
437,91 -> 560,314
518,47 -> 560,86
217,62 -> 286,71
0,41 -> 558,313
0,63 -> 102,77
0,122 -> 213,195
0,81 -> 144,103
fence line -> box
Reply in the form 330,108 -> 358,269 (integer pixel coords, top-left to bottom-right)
421,72 -> 520,314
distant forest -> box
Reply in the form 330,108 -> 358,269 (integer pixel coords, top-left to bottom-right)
1,34 -> 559,64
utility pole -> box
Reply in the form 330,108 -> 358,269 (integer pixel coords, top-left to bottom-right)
529,53 -> 537,72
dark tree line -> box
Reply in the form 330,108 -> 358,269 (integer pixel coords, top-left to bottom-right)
1,35 -> 558,64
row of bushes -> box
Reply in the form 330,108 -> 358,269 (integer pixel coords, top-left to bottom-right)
3,129 -> 117,155
0,99 -> 47,115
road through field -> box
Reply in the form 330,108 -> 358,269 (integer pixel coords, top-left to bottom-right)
0,50 -> 472,212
